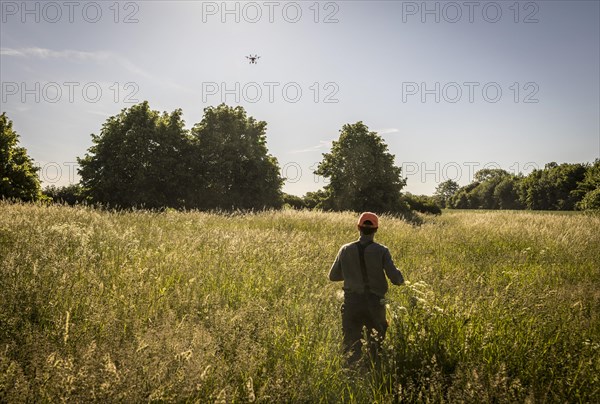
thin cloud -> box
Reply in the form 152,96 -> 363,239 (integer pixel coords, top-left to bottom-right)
1,47 -> 153,79
1,47 -> 111,61
86,109 -> 115,118
376,128 -> 400,135
1,46 -> 192,93
288,140 -> 332,154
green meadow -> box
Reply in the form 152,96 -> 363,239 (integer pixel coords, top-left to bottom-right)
1,202 -> 598,402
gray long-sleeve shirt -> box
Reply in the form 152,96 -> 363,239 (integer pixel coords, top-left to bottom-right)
329,234 -> 404,297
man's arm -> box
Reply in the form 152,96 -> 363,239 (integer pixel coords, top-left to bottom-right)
328,247 -> 344,281
383,248 -> 404,285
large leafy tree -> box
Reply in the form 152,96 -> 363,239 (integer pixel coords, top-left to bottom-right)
314,122 -> 406,213
0,113 -> 42,201
78,102 -> 189,209
190,104 -> 283,210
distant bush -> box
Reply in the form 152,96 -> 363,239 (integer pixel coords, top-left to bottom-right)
282,193 -> 306,210
43,184 -> 84,205
402,193 -> 442,215
301,190 -> 329,210
576,187 -> 600,211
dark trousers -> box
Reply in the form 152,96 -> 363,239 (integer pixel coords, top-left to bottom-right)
341,291 -> 388,366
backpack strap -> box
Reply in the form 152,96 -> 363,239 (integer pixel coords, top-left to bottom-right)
355,240 -> 373,294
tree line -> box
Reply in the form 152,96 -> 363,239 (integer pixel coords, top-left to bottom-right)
2,104 -> 599,213
434,161 -> 600,211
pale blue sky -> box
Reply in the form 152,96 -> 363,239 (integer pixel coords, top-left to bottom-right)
1,0 -> 599,195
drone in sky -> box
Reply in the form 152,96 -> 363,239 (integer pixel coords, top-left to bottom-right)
246,54 -> 260,64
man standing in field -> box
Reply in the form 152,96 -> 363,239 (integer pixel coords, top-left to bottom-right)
329,212 -> 405,366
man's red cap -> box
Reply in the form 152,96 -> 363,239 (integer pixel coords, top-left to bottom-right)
357,212 -> 379,228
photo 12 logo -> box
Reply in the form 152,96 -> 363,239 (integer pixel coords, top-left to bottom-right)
36,162 -> 79,184
401,82 -> 540,104
280,161 -> 330,185
401,1 -> 540,23
1,1 -> 140,23
201,1 -> 340,23
201,82 -> 340,104
1,82 -> 140,104
401,161 -> 540,184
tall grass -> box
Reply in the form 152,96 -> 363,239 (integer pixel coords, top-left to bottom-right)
1,202 -> 598,402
